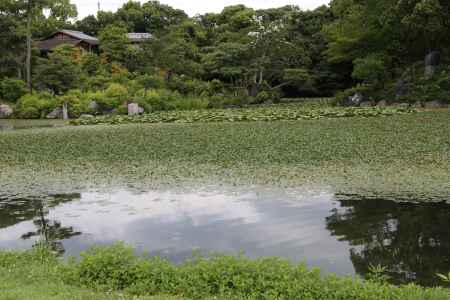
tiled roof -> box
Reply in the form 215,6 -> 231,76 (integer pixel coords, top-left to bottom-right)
127,33 -> 153,43
59,30 -> 99,45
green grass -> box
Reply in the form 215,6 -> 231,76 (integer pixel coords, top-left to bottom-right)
1,110 -> 449,200
0,250 -> 180,300
0,244 -> 449,300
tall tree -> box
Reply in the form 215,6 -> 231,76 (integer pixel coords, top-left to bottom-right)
20,0 -> 77,91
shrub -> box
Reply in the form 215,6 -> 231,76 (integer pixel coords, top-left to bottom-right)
57,90 -> 96,117
59,243 -> 450,299
0,78 -> 27,103
15,92 -> 57,119
168,76 -> 210,96
86,74 -> 111,91
409,70 -> 450,103
101,83 -> 129,108
134,89 -> 181,112
173,96 -> 210,110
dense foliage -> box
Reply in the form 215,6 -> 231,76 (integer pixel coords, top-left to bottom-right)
2,0 -> 449,118
1,244 -> 449,299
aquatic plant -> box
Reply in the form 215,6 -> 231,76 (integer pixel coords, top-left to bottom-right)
69,106 -> 415,126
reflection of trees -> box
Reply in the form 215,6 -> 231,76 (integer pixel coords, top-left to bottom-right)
0,193 -> 82,255
326,197 -> 450,286
0,193 -> 80,229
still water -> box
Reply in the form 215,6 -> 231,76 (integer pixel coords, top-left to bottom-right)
0,119 -> 65,131
0,188 -> 449,287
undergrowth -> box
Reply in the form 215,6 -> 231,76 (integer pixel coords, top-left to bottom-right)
1,243 -> 449,300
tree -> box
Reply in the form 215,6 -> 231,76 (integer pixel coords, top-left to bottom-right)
18,0 -> 77,91
34,45 -> 81,95
99,25 -> 129,63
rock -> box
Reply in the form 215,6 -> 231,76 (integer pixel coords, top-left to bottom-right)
128,103 -> 140,116
138,107 -> 144,114
390,103 -> 410,108
425,51 -> 440,78
80,114 -> 95,119
359,101 -> 373,107
89,101 -> 99,112
101,108 -> 117,115
424,100 -> 444,109
412,101 -> 423,108
46,107 -> 63,119
0,104 -> 13,118
347,92 -> 364,106
376,100 -> 388,108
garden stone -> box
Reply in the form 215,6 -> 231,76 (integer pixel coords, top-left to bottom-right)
128,103 -> 140,116
424,100 -> 444,109
102,108 -> 117,115
0,104 -> 13,118
138,107 -> 144,114
412,101 -> 423,108
46,107 -> 63,119
359,101 -> 373,107
89,101 -> 99,112
348,92 -> 363,106
80,114 -> 95,119
390,103 -> 410,109
376,100 -> 388,108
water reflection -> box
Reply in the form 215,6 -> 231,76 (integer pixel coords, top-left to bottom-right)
0,119 -> 65,131
0,189 -> 449,286
327,195 -> 450,286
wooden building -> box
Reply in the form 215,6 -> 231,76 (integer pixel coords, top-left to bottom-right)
37,30 -> 153,54
37,30 -> 99,54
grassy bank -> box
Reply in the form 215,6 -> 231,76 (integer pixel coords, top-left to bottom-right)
1,244 -> 449,300
1,110 -> 450,199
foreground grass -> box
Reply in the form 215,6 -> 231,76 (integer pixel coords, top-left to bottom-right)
1,111 -> 449,199
1,244 -> 449,300
0,250 -> 179,300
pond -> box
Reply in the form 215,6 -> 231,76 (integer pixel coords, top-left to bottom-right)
0,187 -> 449,287
0,119 -> 66,131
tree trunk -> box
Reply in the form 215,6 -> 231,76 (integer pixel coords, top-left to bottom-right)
26,3 -> 32,92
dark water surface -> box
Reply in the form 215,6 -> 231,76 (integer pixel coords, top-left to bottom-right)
0,188 -> 449,287
0,119 -> 65,131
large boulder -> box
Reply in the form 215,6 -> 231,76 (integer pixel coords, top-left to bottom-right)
128,102 -> 140,116
376,100 -> 388,108
347,92 -> 364,106
0,104 -> 13,118
46,107 -> 63,119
